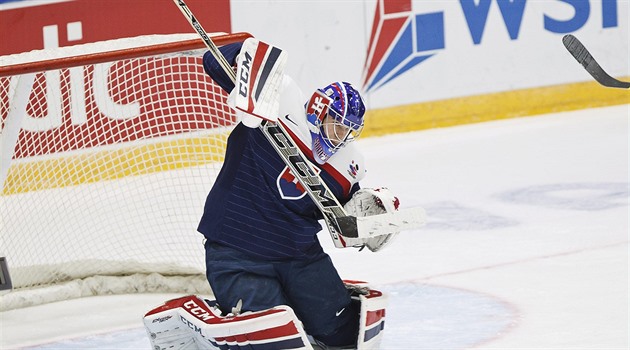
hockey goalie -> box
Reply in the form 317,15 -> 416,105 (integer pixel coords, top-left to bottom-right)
144,35 -> 412,349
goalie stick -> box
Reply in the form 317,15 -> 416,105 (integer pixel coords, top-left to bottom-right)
171,0 -> 425,247
562,34 -> 630,89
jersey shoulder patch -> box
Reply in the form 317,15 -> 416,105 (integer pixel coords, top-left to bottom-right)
328,143 -> 366,183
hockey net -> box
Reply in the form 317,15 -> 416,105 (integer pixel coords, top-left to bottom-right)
0,32 -> 250,310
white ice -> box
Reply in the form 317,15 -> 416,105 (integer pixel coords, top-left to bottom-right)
1,105 -> 628,349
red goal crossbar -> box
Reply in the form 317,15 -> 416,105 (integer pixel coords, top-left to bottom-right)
0,32 -> 251,77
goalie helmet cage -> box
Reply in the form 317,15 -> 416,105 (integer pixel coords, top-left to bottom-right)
0,32 -> 251,311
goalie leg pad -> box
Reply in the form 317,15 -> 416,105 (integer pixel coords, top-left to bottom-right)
144,295 -> 313,350
144,306 -> 205,350
344,281 -> 388,350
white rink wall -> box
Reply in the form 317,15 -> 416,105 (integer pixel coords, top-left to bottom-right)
1,0 -> 628,117
231,0 -> 630,109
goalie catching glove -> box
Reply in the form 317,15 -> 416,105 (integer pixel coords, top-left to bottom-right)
226,37 -> 287,128
343,187 -> 401,252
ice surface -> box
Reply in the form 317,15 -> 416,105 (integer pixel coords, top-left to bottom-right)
1,105 -> 628,349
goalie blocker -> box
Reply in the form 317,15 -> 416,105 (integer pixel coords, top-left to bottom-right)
143,281 -> 387,350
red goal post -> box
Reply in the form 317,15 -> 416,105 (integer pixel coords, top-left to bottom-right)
0,32 -> 250,310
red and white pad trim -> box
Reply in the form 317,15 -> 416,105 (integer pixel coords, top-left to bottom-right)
144,295 -> 312,350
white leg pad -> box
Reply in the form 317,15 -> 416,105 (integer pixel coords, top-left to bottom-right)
355,285 -> 388,349
144,295 -> 313,350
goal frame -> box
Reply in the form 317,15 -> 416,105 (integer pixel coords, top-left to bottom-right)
0,32 -> 251,311
0,32 -> 251,78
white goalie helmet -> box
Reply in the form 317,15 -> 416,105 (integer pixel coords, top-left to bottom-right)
306,82 -> 366,164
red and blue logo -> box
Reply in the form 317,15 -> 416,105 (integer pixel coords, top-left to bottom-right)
347,160 -> 359,179
363,0 -> 445,93
363,0 -> 622,93
277,167 -> 306,200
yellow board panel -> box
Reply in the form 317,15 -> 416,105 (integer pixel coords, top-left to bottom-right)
362,78 -> 630,137
3,133 -> 228,195
4,78 -> 628,194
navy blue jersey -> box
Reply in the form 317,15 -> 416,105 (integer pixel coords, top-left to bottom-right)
198,45 -> 366,260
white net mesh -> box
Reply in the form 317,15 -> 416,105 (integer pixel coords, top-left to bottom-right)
0,33 -> 246,310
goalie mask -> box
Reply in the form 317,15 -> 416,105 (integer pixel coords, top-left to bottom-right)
307,82 -> 365,164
